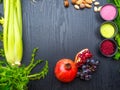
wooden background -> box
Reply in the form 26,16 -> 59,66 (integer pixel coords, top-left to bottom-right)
1,0 -> 120,90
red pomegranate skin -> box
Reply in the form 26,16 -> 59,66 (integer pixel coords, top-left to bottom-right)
54,59 -> 78,83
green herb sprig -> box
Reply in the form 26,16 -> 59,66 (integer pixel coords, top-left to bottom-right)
0,48 -> 48,90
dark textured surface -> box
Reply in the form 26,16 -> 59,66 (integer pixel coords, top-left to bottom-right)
2,0 -> 120,90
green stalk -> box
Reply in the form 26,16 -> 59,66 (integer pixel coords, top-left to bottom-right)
3,0 -> 23,65
26,60 -> 43,74
7,0 -> 15,65
25,48 -> 38,71
16,0 -> 22,36
27,61 -> 48,80
3,0 -> 9,62
14,1 -> 23,65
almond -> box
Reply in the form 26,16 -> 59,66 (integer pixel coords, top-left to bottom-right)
85,3 -> 92,8
80,4 -> 85,8
71,0 -> 78,5
76,0 -> 83,5
97,6 -> 102,12
82,0 -> 87,4
94,1 -> 100,6
94,6 -> 98,12
74,4 -> 80,10
64,0 -> 69,7
85,0 -> 92,4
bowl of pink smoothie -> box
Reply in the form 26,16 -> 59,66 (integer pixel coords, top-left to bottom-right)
100,4 -> 118,21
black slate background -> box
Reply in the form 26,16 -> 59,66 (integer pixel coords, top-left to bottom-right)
1,0 -> 120,90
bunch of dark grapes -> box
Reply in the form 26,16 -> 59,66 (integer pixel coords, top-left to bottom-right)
76,59 -> 99,80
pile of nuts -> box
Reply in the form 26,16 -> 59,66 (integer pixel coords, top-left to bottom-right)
64,0 -> 102,12
72,0 -> 93,9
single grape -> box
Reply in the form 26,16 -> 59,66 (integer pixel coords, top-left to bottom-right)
88,75 -> 92,79
82,69 -> 89,74
82,65 -> 87,70
84,74 -> 92,80
93,65 -> 97,71
86,64 -> 90,68
76,72 -> 81,77
80,73 -> 85,79
90,59 -> 96,64
95,60 -> 100,65
86,69 -> 92,74
89,65 -> 96,72
86,59 -> 90,63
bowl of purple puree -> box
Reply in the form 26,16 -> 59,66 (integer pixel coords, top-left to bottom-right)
100,3 -> 118,21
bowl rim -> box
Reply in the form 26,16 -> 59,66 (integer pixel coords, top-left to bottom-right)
100,21 -> 118,39
99,39 -> 118,57
100,3 -> 118,21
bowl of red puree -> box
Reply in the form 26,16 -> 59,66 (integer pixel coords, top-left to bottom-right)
99,39 -> 118,57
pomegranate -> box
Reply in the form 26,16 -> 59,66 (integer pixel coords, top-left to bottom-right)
75,48 -> 92,68
54,59 -> 78,83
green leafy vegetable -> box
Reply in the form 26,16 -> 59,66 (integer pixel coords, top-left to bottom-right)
115,33 -> 120,46
107,0 -> 120,60
113,51 -> 120,60
0,48 -> 48,90
114,33 -> 120,60
0,0 -> 2,3
0,0 -> 49,89
0,30 -> 4,57
107,0 -> 120,32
